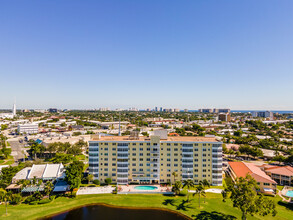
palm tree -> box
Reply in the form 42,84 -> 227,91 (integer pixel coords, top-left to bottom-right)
172,172 -> 178,183
171,181 -> 182,195
193,184 -> 205,207
183,179 -> 194,202
87,174 -> 94,184
200,179 -> 210,203
44,181 -> 54,196
0,189 -> 12,216
32,176 -> 37,185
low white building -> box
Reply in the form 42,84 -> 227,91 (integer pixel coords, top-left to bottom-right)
12,163 -> 65,183
18,123 -> 39,134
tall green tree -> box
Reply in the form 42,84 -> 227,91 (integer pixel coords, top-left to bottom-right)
44,181 -> 54,196
87,174 -> 94,184
182,179 -> 194,202
65,161 -> 84,194
200,179 -> 210,203
222,174 -> 277,220
0,189 -> 12,216
193,184 -> 205,207
172,171 -> 178,183
171,181 -> 182,195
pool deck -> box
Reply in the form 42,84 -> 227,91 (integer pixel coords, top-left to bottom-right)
118,185 -> 173,194
280,186 -> 293,203
77,186 -> 115,195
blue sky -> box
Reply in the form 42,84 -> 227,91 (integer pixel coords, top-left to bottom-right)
0,1 -> 293,110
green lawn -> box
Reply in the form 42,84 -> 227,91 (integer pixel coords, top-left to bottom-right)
0,156 -> 14,165
0,193 -> 292,220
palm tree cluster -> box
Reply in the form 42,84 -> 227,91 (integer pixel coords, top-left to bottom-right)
171,179 -> 210,207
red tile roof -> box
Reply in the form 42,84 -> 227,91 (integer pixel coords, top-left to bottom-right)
265,166 -> 293,176
228,162 -> 276,184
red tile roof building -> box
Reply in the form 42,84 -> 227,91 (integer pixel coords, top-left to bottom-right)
227,162 -> 276,194
261,165 -> 293,186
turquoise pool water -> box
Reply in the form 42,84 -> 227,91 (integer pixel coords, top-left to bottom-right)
286,190 -> 293,197
134,186 -> 158,190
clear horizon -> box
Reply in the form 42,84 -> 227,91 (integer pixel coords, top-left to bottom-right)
1,1 -> 293,110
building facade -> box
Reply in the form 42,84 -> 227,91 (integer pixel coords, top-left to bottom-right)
218,113 -> 231,122
252,111 -> 273,119
88,133 -> 223,186
18,123 -> 39,134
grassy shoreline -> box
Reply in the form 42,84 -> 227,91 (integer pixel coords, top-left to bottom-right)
0,193 -> 292,220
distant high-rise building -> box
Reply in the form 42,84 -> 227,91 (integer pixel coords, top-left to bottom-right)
199,109 -> 213,113
218,113 -> 231,122
199,108 -> 230,113
218,109 -> 230,113
99,107 -> 110,111
154,107 -> 158,112
160,107 -> 163,112
12,100 -> 16,116
252,111 -> 273,119
48,108 -> 58,113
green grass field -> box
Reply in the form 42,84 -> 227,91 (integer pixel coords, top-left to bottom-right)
0,193 -> 292,220
0,155 -> 14,165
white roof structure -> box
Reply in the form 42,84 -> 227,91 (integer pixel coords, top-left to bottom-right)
24,163 -> 65,180
12,167 -> 31,183
27,164 -> 46,179
43,164 -> 65,179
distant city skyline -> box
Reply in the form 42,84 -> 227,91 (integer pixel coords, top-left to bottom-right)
0,100 -> 293,112
1,1 -> 293,109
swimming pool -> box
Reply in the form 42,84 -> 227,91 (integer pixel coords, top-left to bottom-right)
285,190 -> 293,197
134,186 -> 158,190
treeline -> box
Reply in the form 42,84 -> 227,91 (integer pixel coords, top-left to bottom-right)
29,140 -> 87,163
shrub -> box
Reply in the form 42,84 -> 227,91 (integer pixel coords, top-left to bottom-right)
29,201 -> 39,205
10,194 -> 22,205
112,186 -> 118,194
38,198 -> 52,204
93,179 -> 100,185
105,178 -> 112,185
179,189 -> 188,196
24,195 -> 36,204
49,195 -> 56,201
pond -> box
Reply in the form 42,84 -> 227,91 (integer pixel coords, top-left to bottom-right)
42,204 -> 189,220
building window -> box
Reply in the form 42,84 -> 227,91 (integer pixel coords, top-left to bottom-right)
140,148 -> 143,151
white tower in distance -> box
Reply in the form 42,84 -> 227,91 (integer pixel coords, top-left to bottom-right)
12,99 -> 16,117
